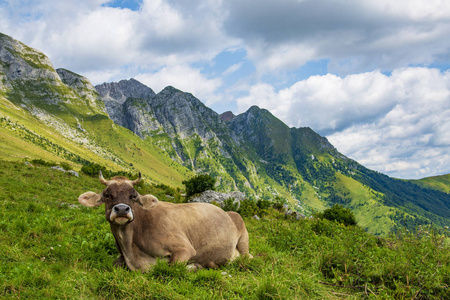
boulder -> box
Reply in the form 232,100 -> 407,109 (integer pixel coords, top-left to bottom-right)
189,190 -> 246,206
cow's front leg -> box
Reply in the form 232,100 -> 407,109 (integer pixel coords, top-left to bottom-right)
170,246 -> 202,271
170,246 -> 196,264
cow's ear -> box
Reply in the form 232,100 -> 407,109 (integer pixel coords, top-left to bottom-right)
139,194 -> 158,210
78,192 -> 103,207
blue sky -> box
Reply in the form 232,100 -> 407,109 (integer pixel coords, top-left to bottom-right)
1,0 -> 449,179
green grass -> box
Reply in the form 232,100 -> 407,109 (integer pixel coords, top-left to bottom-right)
334,173 -> 397,236
0,160 -> 448,299
411,174 -> 450,194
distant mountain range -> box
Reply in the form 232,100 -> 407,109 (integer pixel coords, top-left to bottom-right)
1,32 -> 449,235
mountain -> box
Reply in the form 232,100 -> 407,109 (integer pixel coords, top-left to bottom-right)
0,32 -> 189,186
95,78 -> 449,235
1,32 -> 449,235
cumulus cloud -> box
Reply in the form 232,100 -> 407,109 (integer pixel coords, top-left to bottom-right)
0,0 -> 233,78
223,0 -> 450,75
236,68 -> 450,178
135,64 -> 223,106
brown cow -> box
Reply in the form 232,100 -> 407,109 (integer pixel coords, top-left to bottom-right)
78,172 -> 251,271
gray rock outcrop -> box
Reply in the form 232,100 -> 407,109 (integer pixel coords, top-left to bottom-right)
189,190 -> 246,205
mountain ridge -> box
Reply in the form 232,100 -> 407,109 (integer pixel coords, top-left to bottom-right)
1,32 -> 449,235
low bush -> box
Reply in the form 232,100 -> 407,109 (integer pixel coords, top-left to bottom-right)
221,197 -> 240,212
182,174 -> 216,198
80,162 -> 134,179
316,204 -> 357,226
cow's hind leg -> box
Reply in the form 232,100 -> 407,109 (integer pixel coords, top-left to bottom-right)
236,227 -> 251,257
227,211 -> 252,258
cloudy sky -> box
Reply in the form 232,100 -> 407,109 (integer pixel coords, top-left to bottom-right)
1,0 -> 449,179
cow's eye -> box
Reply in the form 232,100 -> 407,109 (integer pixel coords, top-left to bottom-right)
104,193 -> 111,200
129,194 -> 137,201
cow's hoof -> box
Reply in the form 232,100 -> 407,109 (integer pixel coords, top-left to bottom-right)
114,255 -> 126,268
186,263 -> 202,272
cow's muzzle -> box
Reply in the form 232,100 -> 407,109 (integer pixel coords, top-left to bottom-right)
110,204 -> 134,225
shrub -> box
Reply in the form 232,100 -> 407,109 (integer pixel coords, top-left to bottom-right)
237,199 -> 260,218
257,199 -> 271,210
30,158 -> 55,167
182,174 -> 216,198
80,163 -> 106,177
59,162 -> 72,171
316,204 -> 357,226
272,196 -> 287,211
81,163 -> 133,179
221,197 -> 240,212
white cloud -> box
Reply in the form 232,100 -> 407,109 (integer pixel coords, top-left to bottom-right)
222,62 -> 243,76
223,0 -> 450,75
0,0 -> 234,76
135,64 -> 223,106
247,41 -> 316,74
237,68 -> 450,178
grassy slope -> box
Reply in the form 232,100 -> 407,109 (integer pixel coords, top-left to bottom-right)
334,173 -> 397,236
0,160 -> 448,299
411,174 -> 450,194
0,93 -> 190,188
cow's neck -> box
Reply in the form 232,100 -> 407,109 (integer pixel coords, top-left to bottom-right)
111,222 -> 158,271
111,223 -> 137,270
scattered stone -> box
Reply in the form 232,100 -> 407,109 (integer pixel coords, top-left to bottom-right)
68,170 -> 79,177
50,166 -> 79,176
221,271 -> 232,278
60,202 -> 79,209
252,215 -> 260,221
51,166 -> 66,172
285,210 -> 306,220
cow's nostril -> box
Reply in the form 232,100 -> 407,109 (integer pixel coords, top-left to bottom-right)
113,204 -> 131,215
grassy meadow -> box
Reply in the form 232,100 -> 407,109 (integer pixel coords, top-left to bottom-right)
0,160 -> 449,299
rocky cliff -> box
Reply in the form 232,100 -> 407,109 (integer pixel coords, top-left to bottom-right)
95,78 -> 155,127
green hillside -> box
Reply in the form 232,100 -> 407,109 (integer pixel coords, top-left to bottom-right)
0,160 -> 448,299
411,174 -> 450,194
0,32 -> 191,188
0,93 -> 189,187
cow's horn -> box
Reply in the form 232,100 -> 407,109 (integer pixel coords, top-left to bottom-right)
99,171 -> 108,185
131,172 -> 142,186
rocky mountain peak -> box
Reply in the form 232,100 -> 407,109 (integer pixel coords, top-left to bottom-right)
95,78 -> 155,105
0,33 -> 60,84
94,78 -> 156,127
220,111 -> 235,122
159,85 -> 181,94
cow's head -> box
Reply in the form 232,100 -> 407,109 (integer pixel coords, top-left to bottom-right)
78,172 -> 158,225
